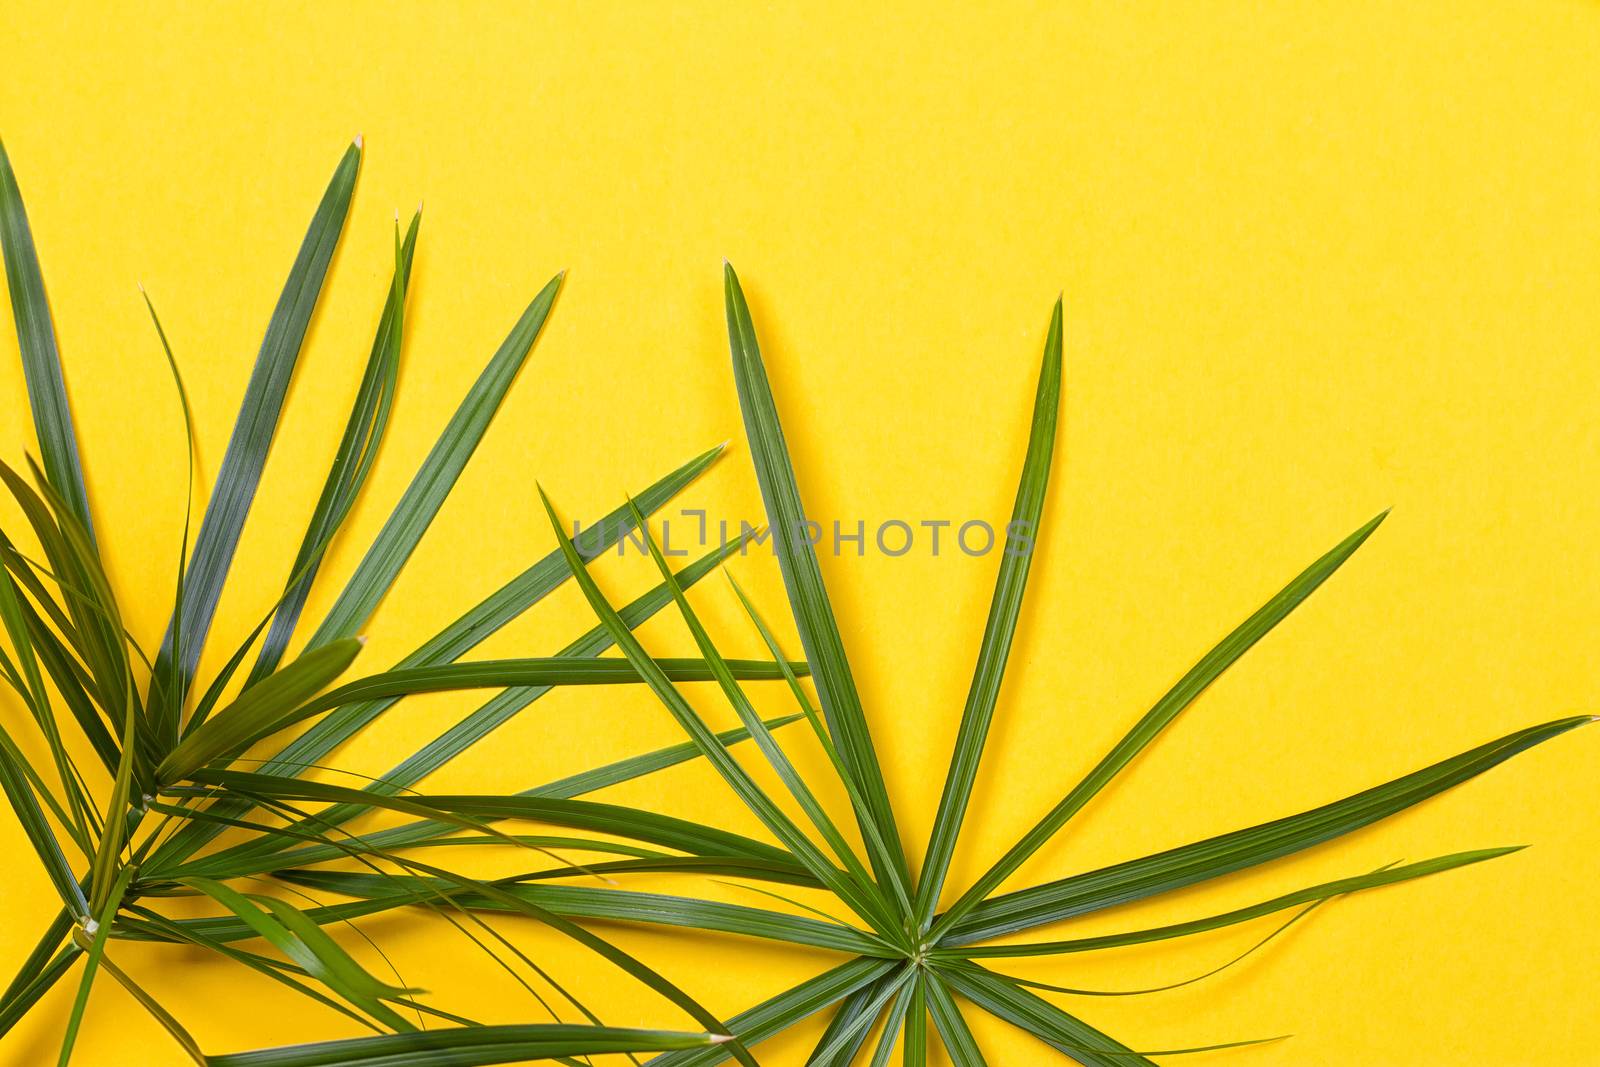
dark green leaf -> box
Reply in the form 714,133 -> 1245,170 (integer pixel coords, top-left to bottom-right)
948,848 -> 1518,958
915,298 -> 1062,929
934,964 -> 1149,1067
646,957 -> 895,1067
207,1026 -> 724,1067
923,974 -> 986,1067
157,638 -> 364,783
0,138 -> 95,539
275,871 -> 895,956
723,262 -> 910,898
303,270 -> 563,648
149,140 -> 361,735
247,212 -> 420,685
146,447 -> 725,870
942,716 -> 1590,944
932,511 -> 1389,940
538,487 -> 902,942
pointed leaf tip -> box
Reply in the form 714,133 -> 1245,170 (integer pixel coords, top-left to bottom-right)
353,133 -> 363,148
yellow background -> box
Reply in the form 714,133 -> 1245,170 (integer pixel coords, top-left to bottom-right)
3,2 -> 1598,1063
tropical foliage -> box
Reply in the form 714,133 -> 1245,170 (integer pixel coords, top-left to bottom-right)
463,265 -> 1578,1064
0,138 -> 804,1064
1,135 -> 1589,1066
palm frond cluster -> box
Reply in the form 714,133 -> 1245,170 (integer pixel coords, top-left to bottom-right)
0,140 -> 1587,1066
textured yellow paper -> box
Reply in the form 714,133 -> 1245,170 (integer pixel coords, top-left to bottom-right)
2,2 -> 1597,1064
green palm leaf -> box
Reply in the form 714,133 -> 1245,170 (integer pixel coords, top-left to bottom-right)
940,716 -> 1588,944
0,139 -> 94,540
206,1026 -> 728,1067
0,146 -> 793,1063
588,267 -> 1589,1066
929,508 -> 1389,941
914,297 -> 1062,929
304,269 -> 563,649
724,263 -> 912,900
148,140 -> 362,735
246,212 -> 419,686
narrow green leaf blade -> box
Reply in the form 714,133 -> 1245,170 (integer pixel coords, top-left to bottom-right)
539,488 -> 901,941
57,865 -> 134,1066
247,212 -> 420,684
810,970 -> 913,1066
180,876 -> 414,1032
0,735 -> 87,916
935,964 -> 1151,1067
922,974 -> 986,1067
276,871 -> 894,956
208,1026 -> 725,1067
915,298 -> 1062,929
723,262 -> 910,897
145,447 -> 724,869
902,975 -> 926,1067
157,638 -> 364,783
646,957 -> 895,1067
0,138 -> 94,539
950,847 -> 1520,957
195,536 -> 772,872
932,510 -> 1389,939
163,768 -> 797,866
1,909 -> 71,1007
627,501 -> 896,918
149,140 -> 362,729
868,973 -> 916,1067
0,943 -> 79,1041
305,270 -> 563,648
173,713 -> 807,880
942,716 -> 1591,944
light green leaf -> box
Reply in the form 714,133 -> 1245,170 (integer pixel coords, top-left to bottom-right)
157,638 -> 364,784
